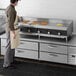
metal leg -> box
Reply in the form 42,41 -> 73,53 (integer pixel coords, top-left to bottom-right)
38,42 -> 40,60
38,29 -> 40,60
0,38 -> 1,55
66,37 -> 69,64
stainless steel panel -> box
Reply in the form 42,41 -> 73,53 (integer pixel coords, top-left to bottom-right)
1,39 -> 6,47
0,9 -> 5,15
20,27 -> 38,33
68,54 -> 76,65
1,46 -> 6,55
15,48 -> 38,59
68,46 -> 76,54
68,46 -> 76,65
18,41 -> 38,50
40,52 -> 67,63
1,46 -> 38,59
19,18 -> 73,39
0,10 -> 6,34
40,43 -> 67,54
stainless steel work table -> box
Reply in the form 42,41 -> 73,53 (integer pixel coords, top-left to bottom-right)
0,33 -> 76,65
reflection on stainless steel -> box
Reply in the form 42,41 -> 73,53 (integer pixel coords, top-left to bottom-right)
0,10 -> 6,34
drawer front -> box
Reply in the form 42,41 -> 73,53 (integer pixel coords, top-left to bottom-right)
1,39 -> 6,47
17,41 -> 38,50
1,47 -> 6,55
15,49 -> 38,59
68,46 -> 76,54
1,47 -> 38,59
40,43 -> 67,54
68,54 -> 76,65
40,52 -> 67,63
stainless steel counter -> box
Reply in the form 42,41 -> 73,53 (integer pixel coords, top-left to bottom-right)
1,33 -> 76,65
20,34 -> 76,47
0,33 -> 76,47
0,17 -> 75,65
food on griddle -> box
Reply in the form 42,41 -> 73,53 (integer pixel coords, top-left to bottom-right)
31,21 -> 39,25
22,20 -> 30,24
40,21 -> 48,25
56,23 -> 63,27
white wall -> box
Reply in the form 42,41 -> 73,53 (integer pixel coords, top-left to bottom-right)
0,0 -> 10,9
0,0 -> 76,33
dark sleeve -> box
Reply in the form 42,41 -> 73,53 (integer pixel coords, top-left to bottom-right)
18,16 -> 23,22
8,8 -> 16,31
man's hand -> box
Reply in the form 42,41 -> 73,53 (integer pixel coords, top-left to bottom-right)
11,31 -> 16,39
18,16 -> 23,22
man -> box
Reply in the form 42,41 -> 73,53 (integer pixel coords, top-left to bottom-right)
3,0 -> 19,68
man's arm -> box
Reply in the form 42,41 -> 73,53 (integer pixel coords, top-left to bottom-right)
8,8 -> 16,31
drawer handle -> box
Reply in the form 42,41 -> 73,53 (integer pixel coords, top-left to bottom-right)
69,47 -> 76,49
48,45 -> 57,48
72,55 -> 76,58
49,53 -> 58,57
16,50 -> 24,53
20,42 -> 24,44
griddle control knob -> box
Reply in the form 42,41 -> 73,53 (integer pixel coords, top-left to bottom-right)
48,31 -> 50,34
58,32 -> 61,35
28,29 -> 30,32
38,30 -> 40,33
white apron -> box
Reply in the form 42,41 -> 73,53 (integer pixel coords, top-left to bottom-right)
10,16 -> 20,49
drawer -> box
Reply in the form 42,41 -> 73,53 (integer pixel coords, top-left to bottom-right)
40,43 -> 67,54
15,48 -> 38,59
40,52 -> 67,63
17,41 -> 38,50
68,46 -> 76,54
1,39 -> 6,47
1,47 -> 6,55
68,54 -> 76,65
1,47 -> 38,60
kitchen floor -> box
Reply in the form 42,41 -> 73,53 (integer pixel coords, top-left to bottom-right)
0,58 -> 76,76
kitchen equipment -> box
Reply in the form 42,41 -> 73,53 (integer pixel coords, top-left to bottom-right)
19,17 -> 73,41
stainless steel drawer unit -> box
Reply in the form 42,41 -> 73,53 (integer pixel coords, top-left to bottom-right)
40,43 -> 67,54
17,41 -> 38,50
40,52 -> 67,63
